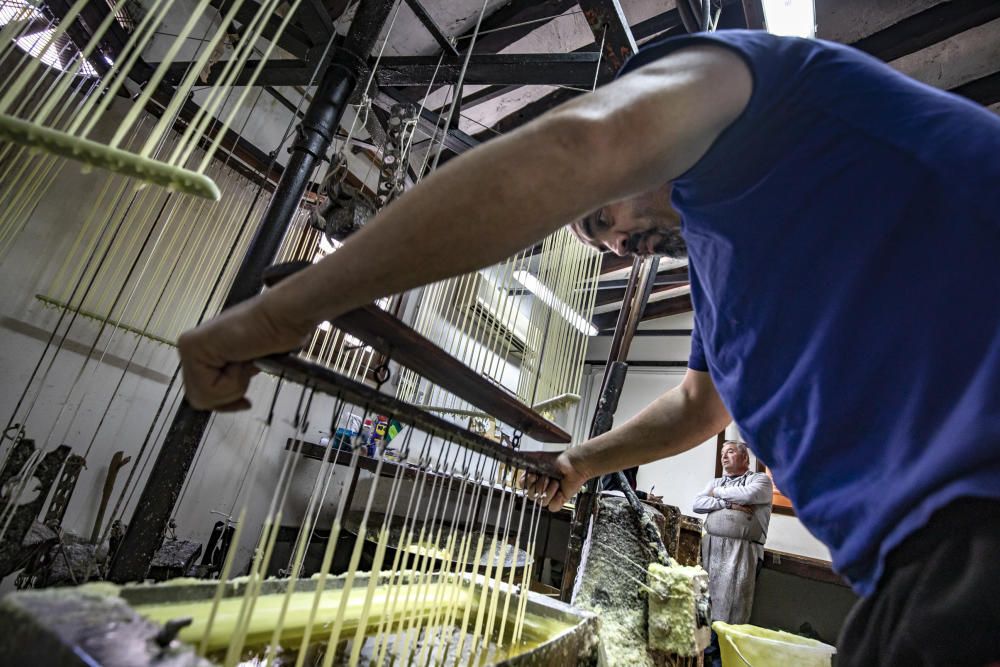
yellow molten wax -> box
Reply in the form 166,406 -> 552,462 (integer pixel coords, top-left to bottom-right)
135,581 -> 472,652
403,542 -> 453,560
133,579 -> 574,658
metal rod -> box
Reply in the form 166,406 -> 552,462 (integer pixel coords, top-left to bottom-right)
560,256 -> 664,600
559,359 -> 628,601
107,0 -> 397,583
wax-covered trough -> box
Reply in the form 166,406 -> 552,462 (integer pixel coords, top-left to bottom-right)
0,573 -> 598,666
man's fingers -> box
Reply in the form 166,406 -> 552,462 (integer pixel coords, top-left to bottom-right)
547,491 -> 566,512
520,472 -> 537,492
216,398 -> 253,412
185,360 -> 256,411
528,475 -> 548,500
533,479 -> 559,506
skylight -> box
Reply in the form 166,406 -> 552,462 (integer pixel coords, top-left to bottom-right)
14,28 -> 98,77
761,0 -> 816,39
0,0 -> 43,25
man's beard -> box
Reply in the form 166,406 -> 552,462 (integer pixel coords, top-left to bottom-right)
651,227 -> 687,259
630,227 -> 687,259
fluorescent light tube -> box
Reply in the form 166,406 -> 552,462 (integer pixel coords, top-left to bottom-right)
513,270 -> 598,337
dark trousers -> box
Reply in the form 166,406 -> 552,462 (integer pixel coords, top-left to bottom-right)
838,497 -> 1000,666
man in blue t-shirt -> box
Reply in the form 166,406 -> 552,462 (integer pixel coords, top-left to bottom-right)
179,31 -> 1000,665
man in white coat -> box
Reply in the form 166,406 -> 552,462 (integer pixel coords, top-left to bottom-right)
694,441 -> 773,625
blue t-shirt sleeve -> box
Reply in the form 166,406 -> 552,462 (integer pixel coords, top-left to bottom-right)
616,30 -> 809,194
688,323 -> 708,372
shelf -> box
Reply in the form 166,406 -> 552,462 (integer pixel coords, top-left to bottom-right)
762,549 -> 849,588
331,304 -> 571,443
259,355 -> 563,479
261,262 -> 570,444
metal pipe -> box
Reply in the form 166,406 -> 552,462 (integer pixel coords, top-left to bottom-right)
108,0 -> 397,582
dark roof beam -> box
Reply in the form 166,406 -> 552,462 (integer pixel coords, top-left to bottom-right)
951,70 -> 1000,107
595,280 -> 690,307
375,52 -> 601,88
294,0 -> 335,46
740,0 -> 766,30
470,8 -> 682,136
596,272 -> 690,290
851,0 -> 1000,63
592,292 -> 693,330
458,0 -> 579,56
162,59 -> 315,87
577,0 -> 637,82
386,0 -> 580,105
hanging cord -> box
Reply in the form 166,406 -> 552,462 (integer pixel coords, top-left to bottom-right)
678,0 -> 716,33
397,51 -> 445,177
0,5 -> 227,450
308,0 -> 404,206
92,14 -> 346,563
592,25 -> 607,91
330,0 -> 405,160
428,0 -> 491,174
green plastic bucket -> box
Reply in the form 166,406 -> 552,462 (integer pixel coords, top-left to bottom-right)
714,621 -> 836,667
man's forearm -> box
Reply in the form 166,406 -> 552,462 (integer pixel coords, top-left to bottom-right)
565,375 -> 730,480
714,477 -> 773,505
693,495 -> 725,513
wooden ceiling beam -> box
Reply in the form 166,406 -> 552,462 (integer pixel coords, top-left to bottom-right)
851,0 -> 1000,63
464,0 -> 579,55
294,0 -> 335,46
210,0 -> 314,61
951,70 -> 1000,107
598,265 -> 689,286
391,0 -> 580,105
600,253 -> 632,274
478,0 -> 1000,139
375,52 -> 602,88
455,8 -> 682,114
595,280 -> 690,307
593,292 -> 692,331
473,8 -> 682,137
740,0 -> 766,31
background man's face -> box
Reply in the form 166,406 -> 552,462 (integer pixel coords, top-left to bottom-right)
721,444 -> 749,476
571,187 -> 686,258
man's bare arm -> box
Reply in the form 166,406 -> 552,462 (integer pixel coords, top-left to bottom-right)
178,45 -> 752,410
528,368 -> 732,511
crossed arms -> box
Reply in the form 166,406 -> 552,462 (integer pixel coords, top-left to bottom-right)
693,473 -> 773,514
